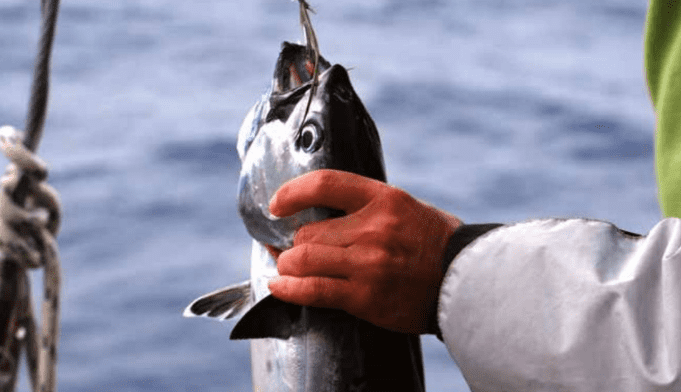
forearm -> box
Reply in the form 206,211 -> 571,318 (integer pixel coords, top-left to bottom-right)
437,218 -> 681,391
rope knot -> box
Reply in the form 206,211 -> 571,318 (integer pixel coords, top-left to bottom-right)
0,125 -> 61,269
0,124 -> 61,392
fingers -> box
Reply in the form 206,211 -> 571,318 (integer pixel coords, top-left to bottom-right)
277,243 -> 352,278
268,275 -> 352,309
291,211 -> 364,247
269,169 -> 385,217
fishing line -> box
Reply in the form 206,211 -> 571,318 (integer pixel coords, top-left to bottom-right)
297,0 -> 321,133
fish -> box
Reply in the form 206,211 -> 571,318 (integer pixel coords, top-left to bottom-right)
184,41 -> 426,391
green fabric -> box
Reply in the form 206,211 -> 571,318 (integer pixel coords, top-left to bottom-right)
645,0 -> 681,218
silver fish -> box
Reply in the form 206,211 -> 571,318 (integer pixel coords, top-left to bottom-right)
185,43 -> 425,391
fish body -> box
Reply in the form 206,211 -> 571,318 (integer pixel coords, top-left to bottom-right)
186,43 -> 425,391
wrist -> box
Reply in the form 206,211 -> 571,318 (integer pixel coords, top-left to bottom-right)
426,223 -> 504,340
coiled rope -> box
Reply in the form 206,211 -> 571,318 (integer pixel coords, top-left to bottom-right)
0,0 -> 62,391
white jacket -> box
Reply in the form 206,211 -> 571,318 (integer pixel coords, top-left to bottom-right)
438,218 -> 681,391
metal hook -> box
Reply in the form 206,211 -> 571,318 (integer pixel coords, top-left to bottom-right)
297,0 -> 321,133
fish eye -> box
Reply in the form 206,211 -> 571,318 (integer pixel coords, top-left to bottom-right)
298,123 -> 320,153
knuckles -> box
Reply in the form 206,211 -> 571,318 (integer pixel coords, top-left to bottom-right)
295,243 -> 312,275
293,223 -> 318,245
357,189 -> 410,247
364,248 -> 391,272
307,169 -> 337,195
307,277 -> 339,308
307,277 -> 326,305
278,244 -> 310,276
382,186 -> 416,214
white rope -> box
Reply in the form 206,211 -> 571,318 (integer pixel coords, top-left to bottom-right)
0,125 -> 61,392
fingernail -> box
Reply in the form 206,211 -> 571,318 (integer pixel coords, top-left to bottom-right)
268,277 -> 281,290
260,200 -> 281,220
268,194 -> 279,212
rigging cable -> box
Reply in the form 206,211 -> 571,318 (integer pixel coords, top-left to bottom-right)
0,0 -> 62,391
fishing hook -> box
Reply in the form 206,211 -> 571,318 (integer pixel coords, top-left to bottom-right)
297,0 -> 321,133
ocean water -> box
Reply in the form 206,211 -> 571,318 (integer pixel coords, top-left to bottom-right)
0,0 -> 657,391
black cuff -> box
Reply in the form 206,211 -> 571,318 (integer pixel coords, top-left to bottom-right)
428,223 -> 503,340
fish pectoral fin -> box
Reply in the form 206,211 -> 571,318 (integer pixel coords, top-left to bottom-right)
183,280 -> 251,321
230,295 -> 302,340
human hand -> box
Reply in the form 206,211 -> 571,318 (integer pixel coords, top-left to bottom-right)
267,169 -> 462,334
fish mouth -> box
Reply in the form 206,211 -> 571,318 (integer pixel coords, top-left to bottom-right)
272,42 -> 331,95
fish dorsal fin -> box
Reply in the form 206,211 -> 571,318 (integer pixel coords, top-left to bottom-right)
183,280 -> 252,321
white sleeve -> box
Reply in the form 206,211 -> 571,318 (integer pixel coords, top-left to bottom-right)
438,218 -> 681,391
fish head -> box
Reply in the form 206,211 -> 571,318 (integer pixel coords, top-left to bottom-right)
237,42 -> 386,250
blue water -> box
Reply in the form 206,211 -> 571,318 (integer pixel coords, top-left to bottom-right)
1,0 -> 657,391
